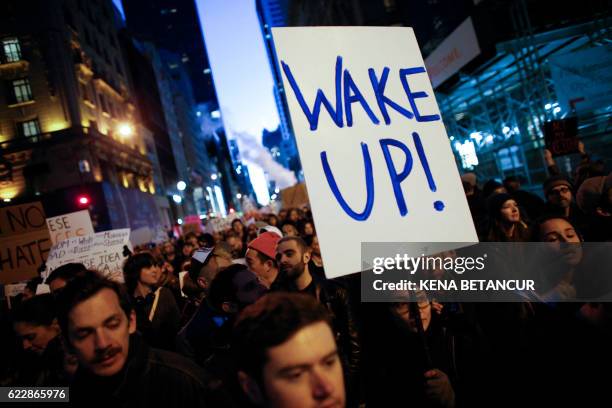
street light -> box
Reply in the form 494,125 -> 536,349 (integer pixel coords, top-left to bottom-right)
236,193 -> 242,199
177,181 -> 187,191
211,174 -> 218,181
117,122 -> 133,137
172,194 -> 182,204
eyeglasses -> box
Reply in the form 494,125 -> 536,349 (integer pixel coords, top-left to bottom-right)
548,186 -> 570,195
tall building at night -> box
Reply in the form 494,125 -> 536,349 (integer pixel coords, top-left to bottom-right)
121,0 -> 217,106
256,0 -> 302,182
0,0 -> 171,231
121,0 -> 245,215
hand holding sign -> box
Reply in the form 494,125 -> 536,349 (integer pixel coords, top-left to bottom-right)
272,27 -> 477,278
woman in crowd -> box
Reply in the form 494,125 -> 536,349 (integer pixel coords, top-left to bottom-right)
11,294 -> 76,385
485,193 -> 531,242
123,252 -> 181,350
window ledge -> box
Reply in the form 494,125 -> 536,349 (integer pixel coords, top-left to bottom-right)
8,100 -> 35,108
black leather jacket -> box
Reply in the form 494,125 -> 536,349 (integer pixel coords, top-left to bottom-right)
313,277 -> 361,381
70,334 -> 210,408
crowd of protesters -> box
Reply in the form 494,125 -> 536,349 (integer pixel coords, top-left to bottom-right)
1,145 -> 611,407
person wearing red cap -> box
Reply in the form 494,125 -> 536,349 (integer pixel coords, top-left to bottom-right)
245,232 -> 280,288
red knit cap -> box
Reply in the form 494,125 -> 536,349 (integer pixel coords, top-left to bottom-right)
247,232 -> 280,259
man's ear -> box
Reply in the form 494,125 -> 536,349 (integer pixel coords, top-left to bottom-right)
128,310 -> 137,334
302,249 -> 311,265
237,371 -> 264,405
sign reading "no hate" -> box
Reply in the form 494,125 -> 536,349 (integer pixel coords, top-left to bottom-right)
0,202 -> 52,284
272,27 -> 477,278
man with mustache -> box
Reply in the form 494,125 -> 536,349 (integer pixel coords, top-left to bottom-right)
56,271 -> 211,407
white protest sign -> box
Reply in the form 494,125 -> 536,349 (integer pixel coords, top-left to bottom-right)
205,213 -> 240,233
272,27 -> 477,278
44,229 -> 132,282
35,284 -> 51,295
46,210 -> 94,245
4,283 -> 27,298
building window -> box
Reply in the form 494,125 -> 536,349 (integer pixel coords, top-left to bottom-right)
3,38 -> 22,62
19,119 -> 41,138
99,93 -> 108,113
80,82 -> 92,103
12,78 -> 33,104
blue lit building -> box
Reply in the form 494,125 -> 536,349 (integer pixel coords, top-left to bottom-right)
262,0 -> 611,194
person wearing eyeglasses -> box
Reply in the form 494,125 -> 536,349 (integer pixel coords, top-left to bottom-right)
542,175 -> 590,239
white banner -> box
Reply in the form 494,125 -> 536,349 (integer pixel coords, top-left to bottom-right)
425,17 -> 481,89
46,210 -> 94,245
44,229 -> 132,282
272,27 -> 478,278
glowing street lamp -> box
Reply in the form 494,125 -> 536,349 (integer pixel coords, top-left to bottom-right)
177,181 -> 187,191
172,194 -> 182,204
211,174 -> 218,181
117,122 -> 134,137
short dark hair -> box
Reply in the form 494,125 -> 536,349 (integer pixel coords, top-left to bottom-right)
12,294 -> 57,326
280,221 -> 298,233
55,271 -> 133,339
122,252 -> 156,294
232,292 -> 331,382
277,235 -> 308,254
45,263 -> 87,286
25,277 -> 43,294
198,233 -> 215,248
208,264 -> 248,310
185,232 -> 198,241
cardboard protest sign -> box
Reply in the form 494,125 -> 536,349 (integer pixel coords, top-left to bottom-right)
543,118 -> 579,157
272,27 -> 478,278
44,229 -> 132,282
281,183 -> 310,209
46,210 -> 94,245
0,202 -> 52,284
182,215 -> 202,235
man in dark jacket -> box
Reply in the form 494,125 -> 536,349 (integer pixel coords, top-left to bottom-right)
275,236 -> 361,393
56,271 -> 211,407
